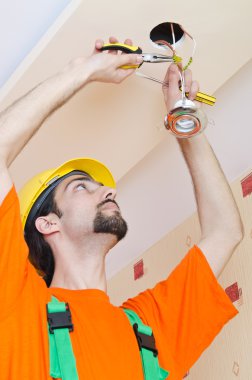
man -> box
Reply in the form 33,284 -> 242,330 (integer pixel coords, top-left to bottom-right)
0,37 -> 243,380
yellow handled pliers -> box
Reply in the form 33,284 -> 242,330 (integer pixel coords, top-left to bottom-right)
100,43 -> 178,69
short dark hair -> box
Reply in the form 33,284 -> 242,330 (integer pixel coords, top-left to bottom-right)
24,187 -> 62,287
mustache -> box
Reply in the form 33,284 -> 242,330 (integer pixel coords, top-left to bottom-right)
97,199 -> 120,211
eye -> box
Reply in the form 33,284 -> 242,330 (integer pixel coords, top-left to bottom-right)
76,183 -> 86,191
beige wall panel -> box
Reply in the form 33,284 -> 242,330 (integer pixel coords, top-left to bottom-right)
108,213 -> 201,306
188,174 -> 252,380
108,170 -> 252,379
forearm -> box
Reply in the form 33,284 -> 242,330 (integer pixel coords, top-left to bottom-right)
163,64 -> 243,275
177,133 -> 243,243
0,57 -> 92,167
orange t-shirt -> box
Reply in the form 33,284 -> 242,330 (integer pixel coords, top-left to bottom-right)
0,187 -> 238,380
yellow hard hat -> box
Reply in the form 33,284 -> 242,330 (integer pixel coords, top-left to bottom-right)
19,157 -> 116,229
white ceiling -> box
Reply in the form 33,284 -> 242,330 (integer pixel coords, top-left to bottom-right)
0,0 -> 72,88
1,0 -> 252,277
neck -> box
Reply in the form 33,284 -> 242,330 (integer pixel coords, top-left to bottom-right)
48,233 -> 117,291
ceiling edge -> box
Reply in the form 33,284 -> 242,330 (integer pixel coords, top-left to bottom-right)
0,0 -> 82,103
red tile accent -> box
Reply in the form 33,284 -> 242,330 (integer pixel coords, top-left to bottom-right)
241,173 -> 252,197
225,282 -> 239,303
134,259 -> 144,280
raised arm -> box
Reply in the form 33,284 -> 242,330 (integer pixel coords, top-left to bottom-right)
163,64 -> 244,277
0,37 -> 142,203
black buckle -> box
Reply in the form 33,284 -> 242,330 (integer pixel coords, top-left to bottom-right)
133,323 -> 158,357
47,303 -> 73,334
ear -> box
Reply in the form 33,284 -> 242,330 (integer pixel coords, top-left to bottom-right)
35,214 -> 60,235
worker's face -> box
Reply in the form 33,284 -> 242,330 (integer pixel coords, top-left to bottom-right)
53,174 -> 128,242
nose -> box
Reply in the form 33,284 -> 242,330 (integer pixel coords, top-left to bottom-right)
103,186 -> 117,200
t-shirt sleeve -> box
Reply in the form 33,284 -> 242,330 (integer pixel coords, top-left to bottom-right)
122,245 -> 238,379
0,186 -> 31,316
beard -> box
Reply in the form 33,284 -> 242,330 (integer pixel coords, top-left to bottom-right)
93,201 -> 128,241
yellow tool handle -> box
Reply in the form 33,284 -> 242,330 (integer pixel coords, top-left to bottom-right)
180,88 -> 216,106
194,91 -> 216,106
100,43 -> 143,69
101,43 -> 142,54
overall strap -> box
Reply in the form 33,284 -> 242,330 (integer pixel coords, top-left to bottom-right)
123,308 -> 169,380
46,297 -> 169,380
47,296 -> 79,380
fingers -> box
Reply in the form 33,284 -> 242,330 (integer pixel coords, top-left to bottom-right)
182,68 -> 199,100
184,69 -> 192,92
109,53 -> 142,83
108,37 -> 133,55
93,39 -> 104,54
163,63 -> 180,84
124,38 -> 133,46
163,64 -> 181,98
97,36 -> 134,55
108,36 -> 118,55
109,36 -> 118,44
167,63 -> 181,86
93,36 -> 119,56
188,80 -> 199,100
118,52 -> 143,67
109,37 -> 132,46
97,36 -> 142,69
162,63 -> 200,113
163,64 -> 199,101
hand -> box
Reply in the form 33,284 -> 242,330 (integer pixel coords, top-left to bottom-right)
162,64 -> 199,113
86,36 -> 143,83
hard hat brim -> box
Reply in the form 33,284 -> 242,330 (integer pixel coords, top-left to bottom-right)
47,158 -> 116,189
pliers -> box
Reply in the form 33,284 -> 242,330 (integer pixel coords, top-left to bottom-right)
100,43 -> 216,106
100,43 -> 180,68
